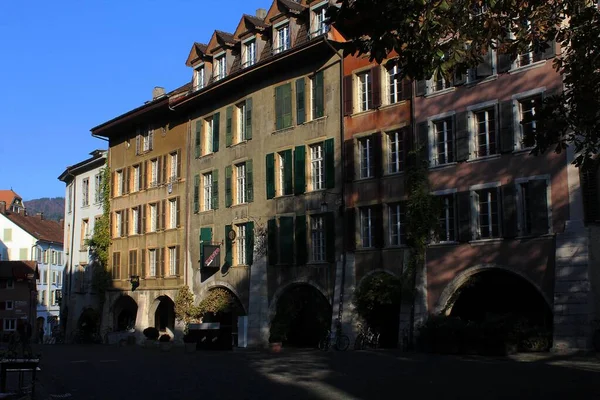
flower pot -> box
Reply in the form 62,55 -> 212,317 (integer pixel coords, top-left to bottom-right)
270,342 -> 282,353
185,342 -> 196,353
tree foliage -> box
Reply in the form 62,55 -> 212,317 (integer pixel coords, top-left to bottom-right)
175,286 -> 236,326
329,0 -> 600,165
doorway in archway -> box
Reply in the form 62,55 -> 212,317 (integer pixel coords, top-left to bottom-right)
154,296 -> 175,333
201,287 -> 246,349
113,296 -> 138,332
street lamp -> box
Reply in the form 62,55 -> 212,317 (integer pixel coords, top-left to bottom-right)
130,275 -> 140,291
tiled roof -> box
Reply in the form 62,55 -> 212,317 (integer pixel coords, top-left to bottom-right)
0,261 -> 37,280
280,0 -> 305,12
3,211 -> 63,244
194,42 -> 208,54
0,190 -> 21,207
215,30 -> 236,44
243,14 -> 268,28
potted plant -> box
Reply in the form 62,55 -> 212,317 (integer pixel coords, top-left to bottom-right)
159,334 -> 172,351
183,333 -> 196,353
143,327 -> 159,348
269,321 -> 287,353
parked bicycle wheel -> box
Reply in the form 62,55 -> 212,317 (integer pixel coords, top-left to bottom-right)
335,335 -> 350,351
354,334 -> 365,350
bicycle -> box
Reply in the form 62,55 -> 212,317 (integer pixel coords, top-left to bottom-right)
354,326 -> 380,350
318,329 -> 350,351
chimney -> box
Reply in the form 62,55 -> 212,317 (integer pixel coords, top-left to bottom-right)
256,8 -> 267,19
35,212 -> 44,220
0,201 -> 5,214
152,86 -> 166,100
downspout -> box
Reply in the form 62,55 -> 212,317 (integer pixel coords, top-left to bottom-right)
408,80 -> 418,349
67,173 -> 77,334
323,37 -> 347,325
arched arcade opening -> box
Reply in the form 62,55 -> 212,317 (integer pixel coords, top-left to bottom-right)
113,295 -> 138,332
154,296 -> 175,333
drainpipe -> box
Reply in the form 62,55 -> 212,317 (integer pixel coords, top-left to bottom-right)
323,37 -> 347,325
408,80 -> 418,349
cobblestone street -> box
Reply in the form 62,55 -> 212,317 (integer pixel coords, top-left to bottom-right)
27,345 -> 600,400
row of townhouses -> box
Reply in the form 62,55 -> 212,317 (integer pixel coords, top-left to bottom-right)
60,0 -> 600,350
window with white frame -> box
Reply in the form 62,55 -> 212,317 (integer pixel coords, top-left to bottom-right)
39,290 -> 46,306
517,178 -> 550,236
275,23 -> 290,54
168,198 -> 177,229
194,65 -> 205,90
436,194 -> 456,242
169,152 -> 178,182
387,130 -> 404,173
473,187 -> 500,239
357,71 -> 371,112
3,319 -> 16,331
473,108 -> 497,157
243,39 -> 256,68
237,102 -> 247,143
236,224 -> 247,265
432,117 -> 454,165
132,165 -> 140,192
52,250 -> 57,265
131,207 -> 139,235
236,163 -> 247,204
148,249 -> 157,277
214,54 -> 226,81
387,63 -> 402,104
429,74 -> 450,94
311,5 -> 328,37
142,128 -> 153,152
310,143 -> 324,190
116,170 -> 123,196
205,118 -> 214,154
518,95 -> 541,149
115,211 -> 123,237
149,203 -> 157,232
82,178 -> 89,206
388,203 -> 405,246
277,153 -> 285,196
360,207 -> 374,248
150,159 -> 158,187
168,246 -> 177,276
203,172 -> 213,211
311,215 -> 326,262
82,218 -> 89,242
358,137 -> 373,178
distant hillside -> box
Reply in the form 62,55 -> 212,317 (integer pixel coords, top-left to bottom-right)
24,197 -> 65,221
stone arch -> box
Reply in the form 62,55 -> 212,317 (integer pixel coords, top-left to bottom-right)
149,295 -> 175,333
434,263 -> 553,315
356,269 -> 399,291
269,279 -> 330,317
201,280 -> 247,315
111,295 -> 138,332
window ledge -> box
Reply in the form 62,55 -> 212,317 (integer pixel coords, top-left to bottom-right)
383,171 -> 405,178
307,262 -> 330,266
512,147 -> 534,155
465,74 -> 498,87
508,60 -> 546,75
429,162 -> 457,171
429,241 -> 458,247
515,233 -> 554,240
384,245 -> 408,250
272,126 -> 295,135
379,101 -> 408,111
164,276 -> 180,279
356,176 -> 376,182
467,154 -> 501,164
198,209 -> 215,215
198,153 -> 215,160
230,202 -> 249,209
230,140 -> 248,149
302,116 -> 328,125
469,238 -> 504,246
425,87 -> 456,98
275,194 -> 294,199
356,247 -> 377,252
351,109 -> 377,118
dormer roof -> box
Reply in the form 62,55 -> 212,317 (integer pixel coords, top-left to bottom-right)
207,30 -> 237,54
234,14 -> 268,40
186,42 -> 209,67
265,0 -> 306,23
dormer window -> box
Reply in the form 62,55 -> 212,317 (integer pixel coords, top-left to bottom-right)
214,53 -> 227,81
311,3 -> 328,38
274,23 -> 290,54
193,65 -> 205,91
243,39 -> 257,68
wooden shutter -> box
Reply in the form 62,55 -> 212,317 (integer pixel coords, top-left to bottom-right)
212,112 -> 220,152
294,145 -> 306,195
156,157 -> 162,185
296,78 -> 306,124
373,205 -> 384,248
226,106 -> 233,147
401,79 -> 412,101
224,225 -> 233,267
295,215 -> 307,265
415,80 -> 427,96
455,111 -> 470,162
283,149 -> 293,195
267,218 -> 278,265
159,247 -> 165,277
175,245 -> 180,276
137,206 -> 142,234
200,227 -> 212,266
344,139 -> 354,182
142,204 -> 147,234
457,191 -> 472,242
266,153 -> 275,199
403,126 -> 412,171
530,180 -> 549,235
345,208 -> 356,251
314,71 -> 324,118
124,167 -> 130,194
148,129 -> 154,150
499,100 -> 515,153
140,249 -> 146,277
246,159 -> 254,203
194,174 -> 200,213
343,75 -> 353,116
279,217 -> 294,264
275,86 -> 283,130
370,66 -> 381,109
501,184 -> 518,238
372,133 -> 382,178
161,200 -> 166,230
225,166 -> 233,208
141,161 -> 147,190
124,209 -> 130,237
176,197 -> 180,228
136,133 -> 140,155
176,149 -> 181,178
195,120 -> 202,158
476,48 -> 494,78
497,51 -> 512,73
246,221 -> 254,266
325,212 -> 335,263
162,156 -> 167,184
453,72 -> 466,86
417,122 -> 429,166
283,83 -> 292,128
245,97 -> 252,140
212,170 -> 219,210
324,138 -> 335,189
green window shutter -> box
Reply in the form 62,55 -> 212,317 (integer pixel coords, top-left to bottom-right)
195,120 -> 202,158
295,215 -> 307,265
326,212 -> 335,263
245,98 -> 253,140
246,159 -> 254,203
275,86 -> 283,131
200,227 -> 212,266
313,71 -> 324,118
294,145 -> 306,195
212,112 -> 220,152
296,78 -> 306,124
225,166 -> 233,208
283,83 -> 292,128
193,174 -> 200,213
226,106 -> 233,147
246,221 -> 254,265
267,218 -> 278,265
324,138 -> 335,189
283,149 -> 293,195
224,225 -> 232,267
266,153 -> 275,200
212,169 -> 219,210
279,217 -> 294,264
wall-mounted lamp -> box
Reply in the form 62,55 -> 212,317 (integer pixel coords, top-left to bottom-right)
130,275 -> 140,291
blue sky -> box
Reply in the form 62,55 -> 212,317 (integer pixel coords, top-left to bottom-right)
0,0 -> 267,200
